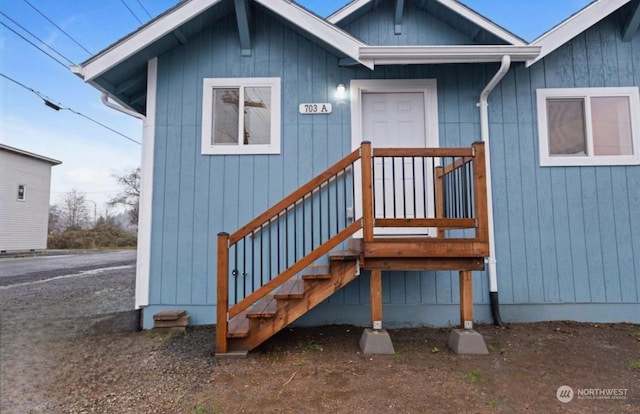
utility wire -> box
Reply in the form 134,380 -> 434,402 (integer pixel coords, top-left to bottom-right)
22,0 -> 93,55
0,11 -> 75,66
0,72 -> 142,146
119,0 -> 143,25
0,20 -> 69,69
135,0 -> 153,19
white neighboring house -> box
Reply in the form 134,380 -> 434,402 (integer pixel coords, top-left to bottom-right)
0,144 -> 61,253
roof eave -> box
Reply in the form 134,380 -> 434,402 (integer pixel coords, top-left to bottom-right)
526,0 -> 631,67
75,0 -> 372,82
75,0 -> 223,82
359,45 -> 541,66
0,144 -> 62,165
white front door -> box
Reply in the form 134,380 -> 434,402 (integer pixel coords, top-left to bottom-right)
350,80 -> 440,237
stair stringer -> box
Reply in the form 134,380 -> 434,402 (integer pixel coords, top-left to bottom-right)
228,259 -> 359,352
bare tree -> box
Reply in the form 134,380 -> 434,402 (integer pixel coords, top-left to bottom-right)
48,204 -> 63,233
108,167 -> 140,229
60,188 -> 90,230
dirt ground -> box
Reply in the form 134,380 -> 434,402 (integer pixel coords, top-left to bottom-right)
1,263 -> 639,413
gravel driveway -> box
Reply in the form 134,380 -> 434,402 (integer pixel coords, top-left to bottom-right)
1,251 -> 638,413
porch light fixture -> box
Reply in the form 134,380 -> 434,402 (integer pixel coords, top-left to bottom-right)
336,83 -> 346,100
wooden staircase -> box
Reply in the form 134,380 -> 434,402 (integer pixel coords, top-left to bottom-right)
224,251 -> 359,353
216,142 -> 489,356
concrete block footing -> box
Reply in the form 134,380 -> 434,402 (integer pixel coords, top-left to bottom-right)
448,329 -> 489,355
359,328 -> 395,354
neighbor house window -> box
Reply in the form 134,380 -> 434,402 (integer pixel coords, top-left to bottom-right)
201,77 -> 281,155
536,87 -> 640,166
17,184 -> 26,201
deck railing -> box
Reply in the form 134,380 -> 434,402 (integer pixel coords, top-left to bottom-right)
217,141 -> 488,353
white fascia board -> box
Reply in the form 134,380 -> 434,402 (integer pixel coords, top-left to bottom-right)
359,45 -> 540,66
256,0 -> 370,67
434,0 -> 526,46
327,0 -> 372,24
74,0 -> 223,81
527,0 -> 630,67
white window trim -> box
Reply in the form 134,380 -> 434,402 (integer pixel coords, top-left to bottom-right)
201,77 -> 281,155
536,86 -> 640,167
17,184 -> 26,201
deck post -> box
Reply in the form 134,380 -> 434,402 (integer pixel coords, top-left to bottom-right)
361,141 -> 374,242
370,269 -> 382,329
459,270 -> 473,329
216,232 -> 229,354
472,142 -> 489,242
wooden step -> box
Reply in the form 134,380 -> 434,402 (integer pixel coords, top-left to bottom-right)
246,295 -> 276,319
329,250 -> 360,261
302,264 -> 331,280
228,311 -> 249,338
274,280 -> 304,299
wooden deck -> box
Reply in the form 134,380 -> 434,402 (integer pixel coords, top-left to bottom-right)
216,142 -> 490,355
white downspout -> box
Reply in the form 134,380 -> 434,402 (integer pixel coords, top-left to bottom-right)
478,54 -> 511,326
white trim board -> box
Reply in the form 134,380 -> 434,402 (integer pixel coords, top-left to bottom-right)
135,57 -> 158,309
527,0 -> 631,67
349,79 -> 440,237
72,0 -> 370,81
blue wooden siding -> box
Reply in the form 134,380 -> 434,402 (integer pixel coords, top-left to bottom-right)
340,0 -> 492,46
144,6 -> 640,327
488,11 -> 640,313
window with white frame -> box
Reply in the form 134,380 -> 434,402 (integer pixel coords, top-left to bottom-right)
17,184 -> 26,201
536,87 -> 640,166
201,77 -> 281,155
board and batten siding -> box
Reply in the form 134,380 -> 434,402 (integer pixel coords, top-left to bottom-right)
143,6 -> 640,328
486,10 -> 640,322
0,151 -> 54,251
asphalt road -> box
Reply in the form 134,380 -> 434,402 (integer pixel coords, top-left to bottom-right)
0,250 -> 137,287
0,249 -> 138,413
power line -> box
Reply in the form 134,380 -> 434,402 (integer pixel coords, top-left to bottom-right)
135,0 -> 153,19
0,20 -> 69,69
119,0 -> 143,25
0,11 -> 75,66
22,0 -> 93,55
0,72 -> 142,146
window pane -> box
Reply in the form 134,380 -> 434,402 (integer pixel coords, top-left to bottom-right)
591,96 -> 633,156
546,99 -> 587,156
244,87 -> 271,145
212,88 -> 239,145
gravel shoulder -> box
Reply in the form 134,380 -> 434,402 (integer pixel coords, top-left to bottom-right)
1,259 -> 638,413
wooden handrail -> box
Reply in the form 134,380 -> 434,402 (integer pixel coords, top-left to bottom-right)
229,148 -> 360,245
248,166 -> 353,239
228,220 -> 362,319
437,156 -> 474,177
373,147 -> 473,157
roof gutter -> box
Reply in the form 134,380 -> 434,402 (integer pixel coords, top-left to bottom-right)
478,54 -> 510,326
101,93 -> 146,121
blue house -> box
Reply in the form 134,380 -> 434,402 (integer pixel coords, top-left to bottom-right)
73,0 -> 640,355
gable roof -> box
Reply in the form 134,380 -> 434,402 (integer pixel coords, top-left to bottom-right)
526,0 -> 633,66
72,0 -> 542,113
0,144 -> 62,165
328,0 -> 527,46
72,0 -> 369,82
